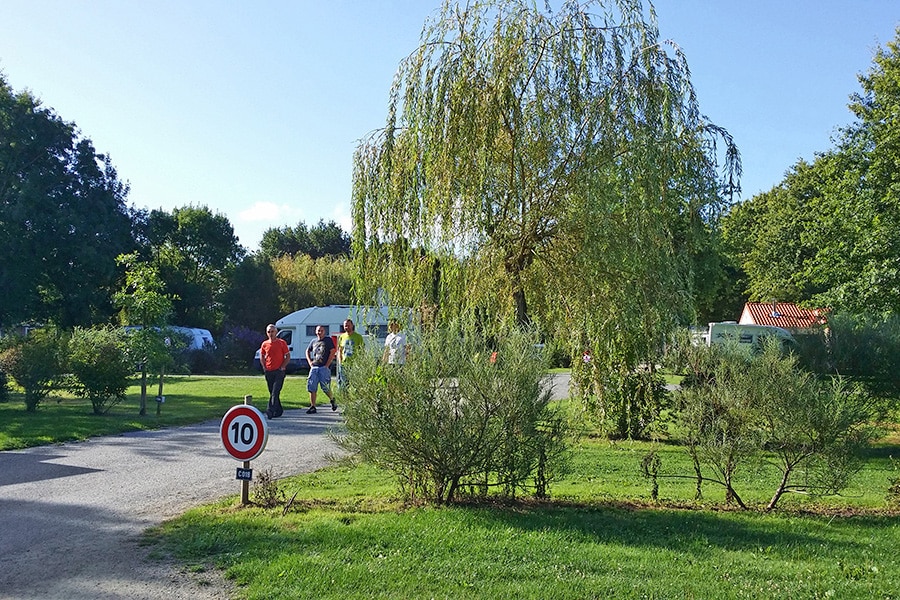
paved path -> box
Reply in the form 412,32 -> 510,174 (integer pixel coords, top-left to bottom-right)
0,405 -> 344,599
0,374 -> 572,599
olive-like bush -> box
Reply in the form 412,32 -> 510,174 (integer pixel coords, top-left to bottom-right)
337,324 -> 569,504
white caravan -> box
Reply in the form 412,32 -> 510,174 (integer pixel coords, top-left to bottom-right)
123,325 -> 215,350
254,305 -> 394,373
698,321 -> 796,353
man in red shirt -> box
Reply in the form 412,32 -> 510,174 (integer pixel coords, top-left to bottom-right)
260,324 -> 291,418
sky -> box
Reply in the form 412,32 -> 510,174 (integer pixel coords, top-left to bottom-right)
2,1 -> 898,253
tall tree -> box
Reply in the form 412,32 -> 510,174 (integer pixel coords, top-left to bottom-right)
0,75 -> 133,328
351,0 -> 738,437
259,219 -> 350,260
139,206 -> 245,331
722,27 -> 900,315
221,254 -> 280,330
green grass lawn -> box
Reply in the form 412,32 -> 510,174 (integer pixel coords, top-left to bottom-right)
152,399 -> 898,599
151,457 -> 900,599
0,374 -> 307,450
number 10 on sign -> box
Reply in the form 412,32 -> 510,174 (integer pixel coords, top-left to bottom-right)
220,404 -> 269,461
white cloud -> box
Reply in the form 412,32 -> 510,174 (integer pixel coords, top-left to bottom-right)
234,201 -> 307,252
238,201 -> 293,223
231,201 -> 353,252
330,202 -> 353,233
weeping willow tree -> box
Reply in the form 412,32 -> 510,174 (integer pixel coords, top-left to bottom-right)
352,0 -> 739,436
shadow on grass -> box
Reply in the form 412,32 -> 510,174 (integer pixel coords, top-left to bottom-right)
468,501 -> 897,555
862,442 -> 900,460
157,496 -> 899,572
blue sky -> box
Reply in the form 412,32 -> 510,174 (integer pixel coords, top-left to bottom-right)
2,1 -> 897,252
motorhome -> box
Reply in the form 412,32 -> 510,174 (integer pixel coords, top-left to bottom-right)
253,305 -> 395,373
698,321 -> 795,353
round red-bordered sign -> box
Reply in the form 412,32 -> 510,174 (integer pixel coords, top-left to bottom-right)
220,405 -> 269,461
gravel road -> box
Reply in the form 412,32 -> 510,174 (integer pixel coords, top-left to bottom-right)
0,404 -> 345,600
0,373 -> 571,599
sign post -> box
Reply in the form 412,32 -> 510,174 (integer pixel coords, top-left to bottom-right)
220,395 -> 268,505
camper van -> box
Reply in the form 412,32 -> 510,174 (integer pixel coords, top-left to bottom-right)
253,305 -> 394,373
700,321 -> 795,353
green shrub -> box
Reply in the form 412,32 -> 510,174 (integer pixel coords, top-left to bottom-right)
217,325 -> 263,373
794,313 -> 900,410
888,476 -> 900,507
182,347 -> 220,374
252,468 -> 286,508
591,367 -> 669,440
0,329 -> 64,411
68,326 -> 134,414
337,324 -> 570,504
672,338 -> 878,510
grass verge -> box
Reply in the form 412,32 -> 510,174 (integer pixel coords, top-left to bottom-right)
149,418 -> 900,599
150,454 -> 900,599
0,374 -> 300,450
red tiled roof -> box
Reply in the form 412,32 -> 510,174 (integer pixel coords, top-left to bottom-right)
739,302 -> 827,331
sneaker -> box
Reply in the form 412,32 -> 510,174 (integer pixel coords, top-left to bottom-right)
306,406 -> 317,414
331,399 -> 338,412
264,410 -> 271,420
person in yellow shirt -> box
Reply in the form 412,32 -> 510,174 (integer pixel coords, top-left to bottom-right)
337,318 -> 364,390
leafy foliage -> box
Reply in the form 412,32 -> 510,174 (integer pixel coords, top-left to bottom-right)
721,27 -> 900,314
822,312 -> 900,404
337,325 -> 569,504
221,255 -> 280,333
0,75 -> 134,329
67,326 -> 134,414
137,206 -> 244,331
0,329 -> 64,411
113,252 -> 174,328
671,337 -> 877,510
214,325 -> 264,373
889,473 -> 900,507
352,0 -> 739,439
578,360 -> 670,440
259,219 -> 351,260
270,254 -> 353,314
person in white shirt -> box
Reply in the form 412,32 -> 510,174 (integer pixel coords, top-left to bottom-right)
382,319 -> 408,365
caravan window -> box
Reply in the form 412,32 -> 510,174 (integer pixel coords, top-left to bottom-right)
277,330 -> 292,345
306,325 -> 329,336
367,324 -> 388,338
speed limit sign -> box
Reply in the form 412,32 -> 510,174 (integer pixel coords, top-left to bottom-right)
220,405 -> 269,461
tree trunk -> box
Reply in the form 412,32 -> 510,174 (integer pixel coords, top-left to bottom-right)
766,465 -> 794,511
691,452 -> 704,500
156,366 -> 165,416
506,258 -> 531,328
139,364 -> 147,416
725,480 -> 748,509
512,287 -> 529,328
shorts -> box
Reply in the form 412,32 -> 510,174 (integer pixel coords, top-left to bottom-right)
307,365 -> 332,394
